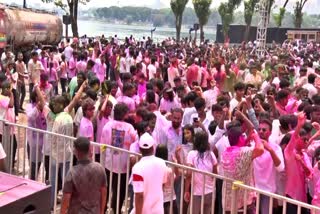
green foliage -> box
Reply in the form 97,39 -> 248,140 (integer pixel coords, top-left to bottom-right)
218,2 -> 234,40
244,0 -> 258,25
170,0 -> 189,41
192,0 -> 212,26
171,0 -> 189,17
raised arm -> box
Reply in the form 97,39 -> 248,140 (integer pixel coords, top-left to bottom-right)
65,80 -> 87,113
286,112 -> 306,153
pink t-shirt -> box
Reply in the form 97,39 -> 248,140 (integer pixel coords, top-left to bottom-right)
68,57 -> 77,78
284,148 -> 312,202
78,117 -> 94,141
117,96 -> 136,111
100,120 -> 138,173
94,59 -> 106,83
221,146 -> 255,211
76,61 -> 87,73
187,150 -> 217,195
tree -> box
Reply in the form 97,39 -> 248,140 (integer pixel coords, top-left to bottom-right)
192,0 -> 213,42
218,2 -> 234,42
244,0 -> 259,41
42,0 -> 90,37
294,0 -> 308,28
273,0 -> 289,27
170,0 -> 189,42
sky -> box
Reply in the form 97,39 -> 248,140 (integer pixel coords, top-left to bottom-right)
1,0 -> 319,14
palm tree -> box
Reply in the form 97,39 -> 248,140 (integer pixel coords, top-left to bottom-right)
170,0 -> 189,42
192,0 -> 213,42
244,0 -> 259,41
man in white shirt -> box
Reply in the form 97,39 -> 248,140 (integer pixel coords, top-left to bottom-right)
203,80 -> 219,110
303,73 -> 318,99
147,57 -> 157,80
27,51 -> 44,95
131,133 -> 167,214
229,82 -> 246,113
254,119 -> 285,214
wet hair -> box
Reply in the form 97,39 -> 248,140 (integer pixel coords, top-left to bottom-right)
82,98 -> 95,117
280,133 -> 292,147
276,89 -> 290,101
77,71 -> 87,80
40,73 -> 49,81
259,119 -> 273,131
85,88 -> 98,101
279,78 -> 290,89
193,131 -> 210,159
302,122 -> 313,134
279,114 -> 297,131
194,97 -> 206,111
234,82 -> 246,91
123,83 -> 134,94
135,121 -> 149,137
184,91 -> 198,105
164,89 -> 174,102
146,90 -> 156,104
182,124 -> 195,144
74,137 -> 90,154
136,108 -> 149,121
155,144 -> 168,161
211,104 -> 223,112
311,95 -> 320,105
308,73 -> 317,84
89,77 -> 100,88
113,103 -> 129,121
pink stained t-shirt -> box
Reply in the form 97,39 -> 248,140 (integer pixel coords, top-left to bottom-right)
284,143 -> 312,202
78,117 -> 94,141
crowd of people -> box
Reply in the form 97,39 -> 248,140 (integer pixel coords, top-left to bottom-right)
0,35 -> 320,214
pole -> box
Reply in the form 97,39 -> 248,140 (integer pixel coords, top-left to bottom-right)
23,0 -> 27,8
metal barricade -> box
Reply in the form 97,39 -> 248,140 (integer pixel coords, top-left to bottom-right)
1,119 -> 320,214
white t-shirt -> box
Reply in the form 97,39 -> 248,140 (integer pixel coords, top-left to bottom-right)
0,143 -> 6,159
120,57 -> 126,74
100,120 -> 138,173
147,64 -> 157,80
78,117 -> 94,140
131,155 -> 167,214
187,150 -> 217,195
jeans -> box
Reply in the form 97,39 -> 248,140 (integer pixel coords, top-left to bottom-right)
27,143 -> 42,181
191,193 -> 213,214
174,177 -> 182,213
50,160 -> 70,208
50,81 -> 58,95
17,83 -> 26,109
259,195 -> 270,214
12,89 -> 19,116
164,200 -> 178,214
29,83 -> 34,100
60,78 -> 67,94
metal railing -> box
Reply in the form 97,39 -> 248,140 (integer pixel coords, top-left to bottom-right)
1,119 -> 320,214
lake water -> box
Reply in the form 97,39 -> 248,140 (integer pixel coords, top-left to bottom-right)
66,19 -> 217,42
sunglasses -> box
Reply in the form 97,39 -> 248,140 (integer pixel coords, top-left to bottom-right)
258,128 -> 268,132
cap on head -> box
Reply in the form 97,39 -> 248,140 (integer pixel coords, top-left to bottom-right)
139,133 -> 155,149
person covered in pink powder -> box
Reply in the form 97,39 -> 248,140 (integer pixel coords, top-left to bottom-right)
284,112 -> 313,214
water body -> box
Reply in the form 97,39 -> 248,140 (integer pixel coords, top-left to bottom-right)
68,19 -> 217,42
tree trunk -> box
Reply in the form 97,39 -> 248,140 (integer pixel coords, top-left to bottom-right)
68,0 -> 79,37
176,15 -> 182,42
244,24 -> 251,42
295,11 -> 303,28
200,24 -> 204,43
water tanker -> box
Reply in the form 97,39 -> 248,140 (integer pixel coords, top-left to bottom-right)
0,4 -> 63,49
